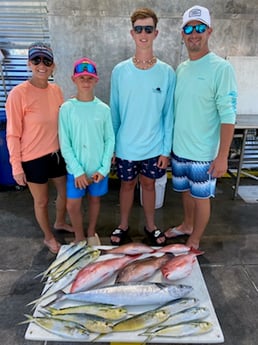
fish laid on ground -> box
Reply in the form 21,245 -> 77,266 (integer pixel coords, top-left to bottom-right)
156,244 -> 204,256
160,306 -> 210,327
40,240 -> 87,279
49,247 -> 100,282
115,253 -> 173,283
46,302 -> 128,320
141,321 -> 213,339
156,243 -> 191,255
157,297 -> 200,317
21,314 -> 89,339
161,251 -> 200,281
57,282 -> 193,306
70,255 -> 139,293
29,250 -> 100,309
101,242 -> 155,255
112,306 -> 170,332
49,249 -> 100,282
46,313 -> 114,334
28,268 -> 81,307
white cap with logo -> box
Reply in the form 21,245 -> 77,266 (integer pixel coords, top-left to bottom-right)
182,5 -> 211,28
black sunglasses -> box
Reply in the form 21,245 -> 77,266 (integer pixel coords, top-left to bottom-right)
133,25 -> 155,34
30,56 -> 54,67
183,23 -> 208,35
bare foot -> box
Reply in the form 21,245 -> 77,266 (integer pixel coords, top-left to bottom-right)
44,238 -> 61,254
186,238 -> 200,250
54,223 -> 74,233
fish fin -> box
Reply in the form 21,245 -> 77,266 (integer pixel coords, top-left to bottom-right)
91,333 -> 105,342
139,332 -> 154,343
189,247 -> 205,256
37,290 -> 66,309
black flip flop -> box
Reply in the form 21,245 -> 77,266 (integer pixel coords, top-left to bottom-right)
144,227 -> 166,246
110,227 -> 129,246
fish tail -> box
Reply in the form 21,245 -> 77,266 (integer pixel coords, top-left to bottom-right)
26,296 -> 43,308
91,333 -> 105,342
139,332 -> 154,343
33,271 -> 44,280
18,314 -> 34,325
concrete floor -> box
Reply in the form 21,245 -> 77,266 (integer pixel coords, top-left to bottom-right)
0,177 -> 258,345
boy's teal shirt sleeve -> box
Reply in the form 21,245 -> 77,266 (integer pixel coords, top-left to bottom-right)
58,102 -> 85,178
97,108 -> 115,177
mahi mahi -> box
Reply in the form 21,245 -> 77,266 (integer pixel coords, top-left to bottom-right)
21,314 -> 89,339
46,302 -> 127,320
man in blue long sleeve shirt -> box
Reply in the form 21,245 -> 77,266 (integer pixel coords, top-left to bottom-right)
165,6 -> 237,250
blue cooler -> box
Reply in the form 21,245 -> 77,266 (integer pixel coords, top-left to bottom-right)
0,109 -> 16,186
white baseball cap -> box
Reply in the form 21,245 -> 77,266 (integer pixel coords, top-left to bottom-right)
182,5 -> 211,28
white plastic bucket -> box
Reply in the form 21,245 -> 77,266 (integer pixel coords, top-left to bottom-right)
140,173 -> 167,209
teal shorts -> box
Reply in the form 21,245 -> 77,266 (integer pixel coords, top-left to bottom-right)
66,173 -> 108,198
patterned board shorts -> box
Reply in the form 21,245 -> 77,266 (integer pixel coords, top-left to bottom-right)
171,153 -> 216,199
116,156 -> 166,181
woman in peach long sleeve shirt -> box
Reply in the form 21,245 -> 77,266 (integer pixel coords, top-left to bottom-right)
6,42 -> 72,254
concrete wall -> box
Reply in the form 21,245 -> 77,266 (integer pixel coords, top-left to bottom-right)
48,0 -> 258,102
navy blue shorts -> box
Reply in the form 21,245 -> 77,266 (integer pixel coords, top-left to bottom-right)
22,150 -> 67,184
116,156 -> 166,181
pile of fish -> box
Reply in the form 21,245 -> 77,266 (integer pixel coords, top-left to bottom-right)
23,241 -> 213,341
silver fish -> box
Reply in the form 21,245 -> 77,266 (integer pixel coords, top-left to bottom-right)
49,247 -> 99,281
160,306 -> 210,327
49,249 -> 100,282
57,282 -> 193,306
40,240 -> 87,279
28,268 -> 80,307
158,297 -> 200,317
141,321 -> 213,339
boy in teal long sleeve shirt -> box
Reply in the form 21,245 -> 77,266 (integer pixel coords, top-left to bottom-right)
59,57 -> 115,245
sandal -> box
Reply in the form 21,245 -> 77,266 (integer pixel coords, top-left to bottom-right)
144,227 -> 166,246
87,233 -> 101,246
165,226 -> 191,239
44,238 -> 61,254
110,227 -> 129,246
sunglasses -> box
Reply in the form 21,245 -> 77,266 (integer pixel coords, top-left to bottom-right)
74,62 -> 97,75
30,56 -> 54,67
133,25 -> 155,34
183,23 -> 208,35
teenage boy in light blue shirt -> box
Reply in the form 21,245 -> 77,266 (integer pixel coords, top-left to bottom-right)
110,8 -> 176,246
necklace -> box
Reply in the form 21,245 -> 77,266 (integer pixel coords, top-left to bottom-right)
132,56 -> 157,69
